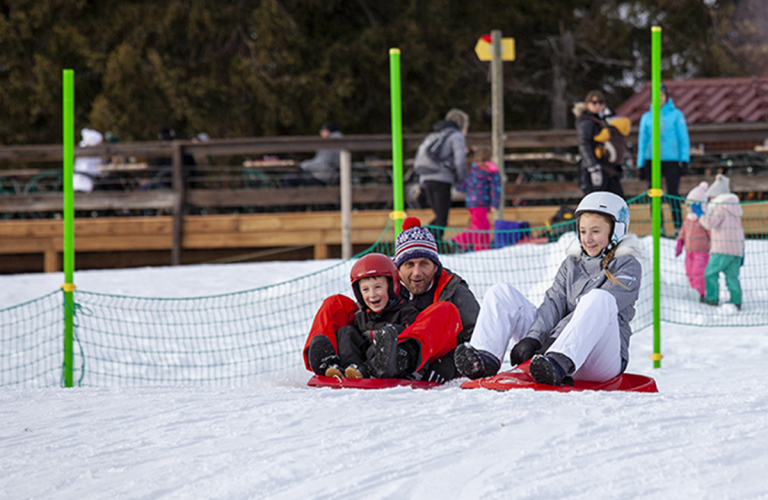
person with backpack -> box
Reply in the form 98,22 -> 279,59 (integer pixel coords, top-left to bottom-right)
413,109 -> 470,242
636,83 -> 691,236
573,90 -> 625,199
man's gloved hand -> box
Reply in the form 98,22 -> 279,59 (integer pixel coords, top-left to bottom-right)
637,166 -> 648,181
691,202 -> 705,219
587,165 -> 603,188
422,355 -> 455,384
679,162 -> 690,175
509,337 -> 542,366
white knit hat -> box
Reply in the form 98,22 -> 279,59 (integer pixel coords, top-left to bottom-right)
706,174 -> 730,198
686,181 -> 709,202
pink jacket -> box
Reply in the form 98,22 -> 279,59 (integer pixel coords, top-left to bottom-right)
677,217 -> 710,254
698,193 -> 745,257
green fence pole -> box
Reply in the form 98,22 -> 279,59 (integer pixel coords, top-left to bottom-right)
389,48 -> 405,236
651,27 -> 663,369
62,69 -> 75,387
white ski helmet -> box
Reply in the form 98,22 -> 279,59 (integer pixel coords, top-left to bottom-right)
574,191 -> 630,245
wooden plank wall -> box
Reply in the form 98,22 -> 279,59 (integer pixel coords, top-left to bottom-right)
0,207 -> 564,273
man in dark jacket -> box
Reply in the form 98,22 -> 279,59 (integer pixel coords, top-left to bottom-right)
303,217 -> 480,383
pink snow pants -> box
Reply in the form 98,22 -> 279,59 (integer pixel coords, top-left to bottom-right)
685,251 -> 709,297
453,207 -> 492,251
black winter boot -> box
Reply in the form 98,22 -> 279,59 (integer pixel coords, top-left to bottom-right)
307,335 -> 340,376
369,325 -> 400,378
529,354 -> 572,386
454,343 -> 501,380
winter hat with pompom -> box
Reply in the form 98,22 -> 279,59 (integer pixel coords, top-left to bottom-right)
79,128 -> 103,148
686,181 -> 709,202
706,173 -> 730,198
394,217 -> 441,268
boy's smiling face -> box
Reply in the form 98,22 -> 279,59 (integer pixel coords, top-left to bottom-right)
358,276 -> 390,312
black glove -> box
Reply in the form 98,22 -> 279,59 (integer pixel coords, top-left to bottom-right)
679,162 -> 690,175
637,166 -> 648,181
421,355 -> 456,384
509,337 -> 541,366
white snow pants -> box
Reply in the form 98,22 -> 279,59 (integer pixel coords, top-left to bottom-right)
469,283 -> 623,382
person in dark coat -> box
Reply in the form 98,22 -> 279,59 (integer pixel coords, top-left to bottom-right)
574,90 -> 624,198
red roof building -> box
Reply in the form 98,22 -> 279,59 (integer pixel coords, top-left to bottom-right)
615,77 -> 768,125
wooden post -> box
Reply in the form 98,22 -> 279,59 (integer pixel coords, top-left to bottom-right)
340,149 -> 352,260
171,141 -> 184,266
491,29 -> 506,220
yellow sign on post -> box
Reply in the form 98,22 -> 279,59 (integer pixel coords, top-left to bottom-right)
475,35 -> 515,61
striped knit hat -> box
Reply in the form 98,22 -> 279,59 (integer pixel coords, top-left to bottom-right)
394,217 -> 441,268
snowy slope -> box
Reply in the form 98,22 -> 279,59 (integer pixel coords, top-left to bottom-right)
2,258 -> 768,499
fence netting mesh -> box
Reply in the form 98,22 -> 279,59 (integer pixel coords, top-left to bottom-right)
1,194 -> 765,387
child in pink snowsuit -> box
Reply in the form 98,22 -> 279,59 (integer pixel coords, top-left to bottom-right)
675,181 -> 710,299
452,146 -> 501,251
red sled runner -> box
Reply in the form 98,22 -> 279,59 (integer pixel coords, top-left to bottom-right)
460,361 -> 658,393
307,375 -> 441,390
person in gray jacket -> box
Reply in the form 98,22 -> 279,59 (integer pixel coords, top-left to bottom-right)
454,191 -> 642,386
413,109 -> 469,242
290,121 -> 342,185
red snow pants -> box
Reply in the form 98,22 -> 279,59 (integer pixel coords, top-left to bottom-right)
302,294 -> 358,371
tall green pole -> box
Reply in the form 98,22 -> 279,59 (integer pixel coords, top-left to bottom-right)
651,28 -> 663,369
62,69 -> 75,387
389,48 -> 405,236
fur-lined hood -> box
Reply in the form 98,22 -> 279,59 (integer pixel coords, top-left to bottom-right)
572,102 -> 587,118
566,233 -> 643,259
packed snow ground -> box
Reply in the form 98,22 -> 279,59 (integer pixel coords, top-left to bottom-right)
2,260 -> 768,499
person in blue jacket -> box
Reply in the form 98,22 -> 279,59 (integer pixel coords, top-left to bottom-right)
636,83 -> 691,235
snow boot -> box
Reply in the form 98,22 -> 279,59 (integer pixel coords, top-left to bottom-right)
454,343 -> 501,380
529,354 -> 573,387
344,363 -> 370,379
324,364 -> 344,378
368,325 -> 400,378
307,335 -> 340,375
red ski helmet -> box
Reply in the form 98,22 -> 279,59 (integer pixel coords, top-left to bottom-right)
350,253 -> 400,305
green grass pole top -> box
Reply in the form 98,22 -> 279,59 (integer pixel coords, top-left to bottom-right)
389,48 -> 405,236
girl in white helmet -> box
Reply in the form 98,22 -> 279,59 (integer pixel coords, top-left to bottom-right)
454,191 -> 643,385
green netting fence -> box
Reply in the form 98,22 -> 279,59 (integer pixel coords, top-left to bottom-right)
1,194 -> 766,387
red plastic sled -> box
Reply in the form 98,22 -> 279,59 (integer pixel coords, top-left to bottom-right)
307,374 -> 441,390
460,361 -> 658,393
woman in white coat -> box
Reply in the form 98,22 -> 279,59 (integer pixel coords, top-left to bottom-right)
454,191 -> 643,385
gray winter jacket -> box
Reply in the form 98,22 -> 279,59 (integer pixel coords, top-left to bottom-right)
300,131 -> 343,183
413,120 -> 468,186
526,234 -> 643,363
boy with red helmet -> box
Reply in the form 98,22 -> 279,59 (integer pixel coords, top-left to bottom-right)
305,253 -> 418,378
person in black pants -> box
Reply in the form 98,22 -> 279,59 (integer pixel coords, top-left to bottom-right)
636,83 -> 691,235
413,109 -> 469,243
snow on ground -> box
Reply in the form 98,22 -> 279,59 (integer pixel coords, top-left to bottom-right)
2,259 -> 768,499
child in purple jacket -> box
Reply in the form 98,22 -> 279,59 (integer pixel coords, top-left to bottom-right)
452,146 -> 502,251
